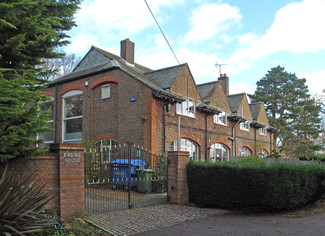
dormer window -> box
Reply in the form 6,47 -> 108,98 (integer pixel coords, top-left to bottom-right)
259,127 -> 267,136
176,99 -> 195,118
214,111 -> 228,126
240,120 -> 250,131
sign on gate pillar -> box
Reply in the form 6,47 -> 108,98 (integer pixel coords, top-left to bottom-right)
167,151 -> 190,205
50,143 -> 85,219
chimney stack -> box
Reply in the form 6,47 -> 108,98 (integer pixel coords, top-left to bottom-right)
120,38 -> 135,64
218,73 -> 229,96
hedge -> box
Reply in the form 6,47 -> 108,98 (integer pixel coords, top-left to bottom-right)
187,160 -> 325,212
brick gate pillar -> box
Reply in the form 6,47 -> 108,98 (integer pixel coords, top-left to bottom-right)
50,143 -> 85,219
167,151 -> 190,205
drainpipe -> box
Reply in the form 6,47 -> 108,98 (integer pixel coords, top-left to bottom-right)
254,128 -> 257,156
270,131 -> 273,153
205,114 -> 208,161
177,116 -> 181,151
54,84 -> 58,143
163,103 -> 166,153
233,107 -> 244,158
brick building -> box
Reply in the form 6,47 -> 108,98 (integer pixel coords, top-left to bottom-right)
41,39 -> 274,161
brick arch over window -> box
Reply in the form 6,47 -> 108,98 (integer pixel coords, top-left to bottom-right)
61,85 -> 84,96
169,133 -> 202,147
257,147 -> 270,154
237,144 -> 253,153
90,77 -> 120,89
93,134 -> 118,143
208,139 -> 231,150
44,92 -> 55,97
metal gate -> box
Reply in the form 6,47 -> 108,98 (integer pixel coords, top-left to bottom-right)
84,142 -> 167,214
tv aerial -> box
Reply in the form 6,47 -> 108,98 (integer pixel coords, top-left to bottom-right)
215,62 -> 227,75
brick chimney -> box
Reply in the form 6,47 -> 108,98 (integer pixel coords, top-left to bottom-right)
120,38 -> 135,64
218,73 -> 229,96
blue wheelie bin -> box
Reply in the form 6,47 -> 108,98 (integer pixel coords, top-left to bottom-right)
110,159 -> 146,189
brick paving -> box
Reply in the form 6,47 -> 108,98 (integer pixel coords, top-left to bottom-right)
85,204 -> 226,236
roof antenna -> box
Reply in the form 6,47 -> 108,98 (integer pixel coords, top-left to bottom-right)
215,62 -> 227,75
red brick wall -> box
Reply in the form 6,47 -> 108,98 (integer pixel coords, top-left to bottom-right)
11,153 -> 60,211
167,151 -> 190,205
44,68 -> 274,160
4,143 -> 85,219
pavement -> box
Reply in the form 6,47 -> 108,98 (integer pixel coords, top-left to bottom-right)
86,204 -> 325,236
85,204 -> 226,235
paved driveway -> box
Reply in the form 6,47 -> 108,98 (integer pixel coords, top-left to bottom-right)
86,204 -> 325,236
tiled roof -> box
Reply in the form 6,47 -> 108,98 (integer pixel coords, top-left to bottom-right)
228,93 -> 245,113
249,102 -> 263,120
197,81 -> 219,103
145,64 -> 186,89
49,46 -> 184,102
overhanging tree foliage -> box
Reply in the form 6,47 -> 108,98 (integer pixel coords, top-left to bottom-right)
250,66 -> 321,158
0,0 -> 80,162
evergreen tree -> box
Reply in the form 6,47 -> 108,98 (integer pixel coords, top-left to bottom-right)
0,0 -> 80,162
250,66 -> 321,158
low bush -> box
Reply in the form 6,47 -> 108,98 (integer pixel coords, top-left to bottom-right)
187,160 -> 325,213
0,166 -> 58,235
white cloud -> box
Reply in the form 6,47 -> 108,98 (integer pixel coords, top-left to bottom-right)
68,0 -> 184,54
230,82 -> 255,95
137,34 -> 219,83
184,3 -> 242,43
297,70 -> 325,96
228,0 -> 325,74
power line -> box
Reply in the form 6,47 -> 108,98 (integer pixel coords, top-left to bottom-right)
144,0 -> 180,65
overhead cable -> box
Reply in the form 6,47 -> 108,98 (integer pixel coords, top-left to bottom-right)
144,0 -> 180,65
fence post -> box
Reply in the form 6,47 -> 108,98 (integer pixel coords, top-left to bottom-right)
50,143 -> 85,219
167,151 -> 190,205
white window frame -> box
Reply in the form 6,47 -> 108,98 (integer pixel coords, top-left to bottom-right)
95,139 -> 118,164
258,149 -> 268,158
210,143 -> 230,162
101,84 -> 111,99
38,97 -> 54,147
214,111 -> 228,126
62,90 -> 83,143
176,99 -> 195,118
239,146 -> 251,157
240,120 -> 250,131
259,127 -> 267,136
170,138 -> 199,161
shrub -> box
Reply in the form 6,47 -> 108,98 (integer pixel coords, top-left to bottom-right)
187,160 -> 325,213
0,165 -> 58,235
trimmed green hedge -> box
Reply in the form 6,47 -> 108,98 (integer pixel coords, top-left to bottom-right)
187,160 -> 325,212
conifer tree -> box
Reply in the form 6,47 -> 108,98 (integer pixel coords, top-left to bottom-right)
0,0 -> 80,162
250,66 -> 321,158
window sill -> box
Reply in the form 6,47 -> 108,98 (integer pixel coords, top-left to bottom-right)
214,123 -> 227,127
176,113 -> 196,119
240,129 -> 250,132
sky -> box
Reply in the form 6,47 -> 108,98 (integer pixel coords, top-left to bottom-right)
65,0 -> 325,97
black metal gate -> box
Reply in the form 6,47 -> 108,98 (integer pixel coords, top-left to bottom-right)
84,142 -> 167,214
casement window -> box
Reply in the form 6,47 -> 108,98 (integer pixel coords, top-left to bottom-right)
170,138 -> 199,161
239,146 -> 251,157
240,120 -> 250,131
176,99 -> 195,117
101,84 -> 111,99
214,111 -> 228,126
210,143 -> 230,162
259,127 -> 267,136
38,98 -> 54,148
63,90 -> 83,143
